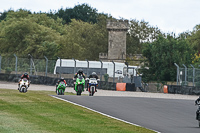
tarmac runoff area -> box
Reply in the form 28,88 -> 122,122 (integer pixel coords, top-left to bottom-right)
0,81 -> 199,100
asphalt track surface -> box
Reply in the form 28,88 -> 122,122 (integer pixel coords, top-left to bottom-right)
1,81 -> 200,133
53,95 -> 200,133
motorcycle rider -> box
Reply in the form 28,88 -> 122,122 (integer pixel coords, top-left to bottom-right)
74,69 -> 86,79
73,69 -> 86,90
87,72 -> 99,92
18,72 -> 30,90
195,96 -> 200,120
56,77 -> 67,93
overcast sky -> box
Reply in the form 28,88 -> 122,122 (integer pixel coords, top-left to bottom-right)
0,0 -> 200,35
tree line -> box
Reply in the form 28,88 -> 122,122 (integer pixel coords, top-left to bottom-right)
0,3 -> 200,82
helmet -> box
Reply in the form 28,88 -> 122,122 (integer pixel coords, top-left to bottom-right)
78,69 -> 83,74
24,72 -> 28,76
92,72 -> 96,75
60,77 -> 64,81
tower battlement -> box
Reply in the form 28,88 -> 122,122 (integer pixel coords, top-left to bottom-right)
107,19 -> 129,31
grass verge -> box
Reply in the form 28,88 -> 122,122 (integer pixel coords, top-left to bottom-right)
0,89 -> 155,133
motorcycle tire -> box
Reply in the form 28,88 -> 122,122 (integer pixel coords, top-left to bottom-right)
22,88 -> 25,93
60,89 -> 63,95
199,121 -> 200,127
91,87 -> 94,96
24,88 -> 27,93
77,85 -> 82,96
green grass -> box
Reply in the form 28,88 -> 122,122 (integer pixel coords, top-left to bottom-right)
0,89 -> 155,133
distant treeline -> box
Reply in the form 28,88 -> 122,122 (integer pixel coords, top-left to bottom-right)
0,3 -> 200,82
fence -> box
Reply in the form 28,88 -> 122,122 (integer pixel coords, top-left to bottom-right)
175,63 -> 200,87
0,55 -> 126,83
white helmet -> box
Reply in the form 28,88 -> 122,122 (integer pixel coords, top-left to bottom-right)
92,72 -> 96,75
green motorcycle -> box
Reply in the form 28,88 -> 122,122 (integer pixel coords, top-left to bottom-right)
74,76 -> 85,95
56,81 -> 66,95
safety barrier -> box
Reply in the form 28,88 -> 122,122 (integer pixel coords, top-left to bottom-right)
163,85 -> 200,95
163,85 -> 168,93
0,73 -> 116,90
116,83 -> 136,91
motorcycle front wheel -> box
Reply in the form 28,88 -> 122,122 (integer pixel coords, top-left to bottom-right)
77,85 -> 82,95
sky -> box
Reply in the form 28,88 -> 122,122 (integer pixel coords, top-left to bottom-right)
0,0 -> 200,35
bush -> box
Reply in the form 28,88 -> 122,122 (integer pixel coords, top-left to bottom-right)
5,67 -> 12,74
104,74 -> 109,82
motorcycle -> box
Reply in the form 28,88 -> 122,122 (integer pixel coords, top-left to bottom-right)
74,75 -> 85,95
56,81 -> 66,95
86,78 -> 100,96
18,78 -> 29,93
196,104 -> 200,127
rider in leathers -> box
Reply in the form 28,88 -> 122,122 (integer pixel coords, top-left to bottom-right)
18,72 -> 30,90
87,72 -> 99,92
74,69 -> 86,79
56,77 -> 67,93
73,69 -> 86,90
195,96 -> 200,120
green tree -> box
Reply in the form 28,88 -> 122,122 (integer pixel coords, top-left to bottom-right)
187,24 -> 200,54
48,3 -> 99,24
127,19 -> 162,55
0,9 -> 63,58
142,35 -> 194,82
57,19 -> 107,60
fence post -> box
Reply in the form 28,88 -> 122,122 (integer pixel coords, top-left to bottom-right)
14,54 -> 17,74
99,60 -> 103,81
182,64 -> 187,86
0,55 -> 1,73
28,54 -> 33,75
174,63 -> 179,85
99,60 -> 103,88
86,59 -> 89,77
190,64 -> 195,87
125,62 -> 129,75
44,56 -> 48,77
112,61 -> 115,83
72,58 -> 76,74
57,57 -> 61,78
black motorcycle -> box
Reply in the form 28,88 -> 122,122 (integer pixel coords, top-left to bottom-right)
195,104 -> 200,127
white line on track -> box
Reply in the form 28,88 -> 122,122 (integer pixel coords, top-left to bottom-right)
51,95 -> 161,133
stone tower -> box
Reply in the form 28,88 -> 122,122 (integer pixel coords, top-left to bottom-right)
107,19 -> 129,62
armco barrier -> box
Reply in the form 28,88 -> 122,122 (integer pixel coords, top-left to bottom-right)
166,85 -> 200,95
126,83 -> 136,91
0,73 -> 117,91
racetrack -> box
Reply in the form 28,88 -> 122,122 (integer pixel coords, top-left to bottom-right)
0,81 -> 198,100
1,81 -> 200,133
54,95 -> 200,133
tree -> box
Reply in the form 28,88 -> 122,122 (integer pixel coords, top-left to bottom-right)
142,35 -> 194,82
126,19 -> 163,66
0,9 -> 63,58
0,10 -> 9,22
48,3 -> 99,24
127,19 -> 162,55
57,19 -> 107,60
187,24 -> 200,54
